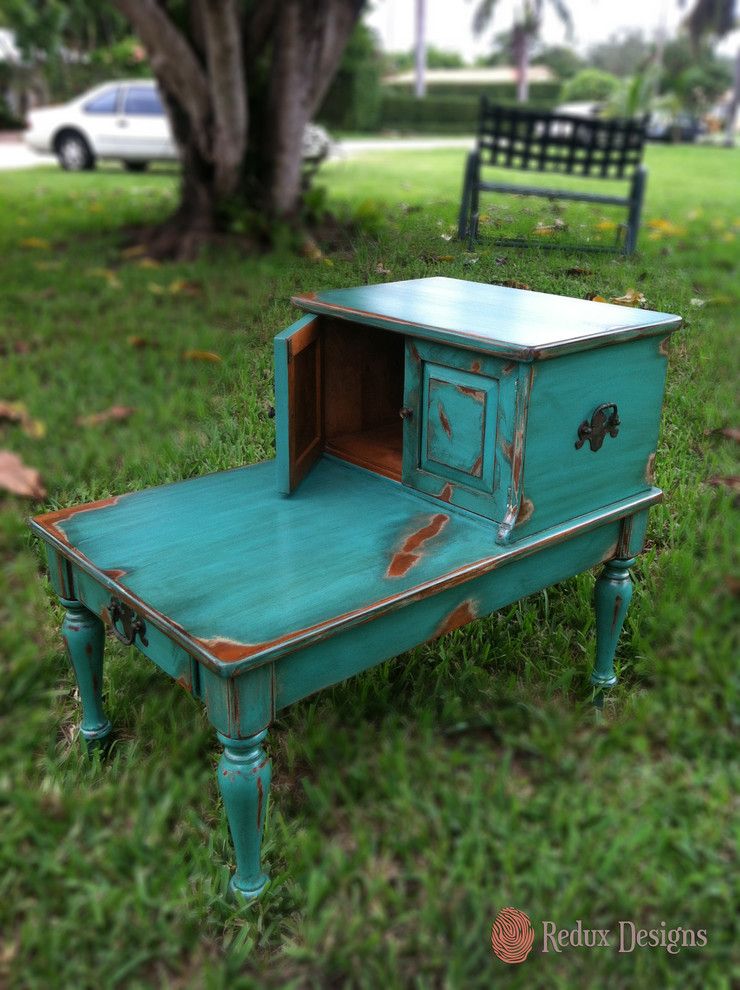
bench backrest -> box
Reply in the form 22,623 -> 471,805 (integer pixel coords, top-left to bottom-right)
477,99 -> 647,180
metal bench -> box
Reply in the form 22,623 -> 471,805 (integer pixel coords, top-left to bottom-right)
458,99 -> 648,255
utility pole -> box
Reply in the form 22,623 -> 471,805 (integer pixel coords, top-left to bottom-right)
415,0 -> 426,99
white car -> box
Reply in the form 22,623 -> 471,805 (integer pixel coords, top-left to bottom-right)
25,79 -> 332,172
25,80 -> 176,171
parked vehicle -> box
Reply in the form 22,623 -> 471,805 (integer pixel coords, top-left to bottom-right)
25,80 -> 332,171
646,111 -> 705,143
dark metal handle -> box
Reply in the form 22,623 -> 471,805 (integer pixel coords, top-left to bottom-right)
109,597 -> 148,647
575,403 -> 620,452
399,407 -> 414,420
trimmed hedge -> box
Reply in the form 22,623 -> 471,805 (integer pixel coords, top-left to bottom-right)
379,85 -> 561,134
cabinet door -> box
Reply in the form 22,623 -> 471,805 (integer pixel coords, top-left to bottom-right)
402,338 -> 522,524
274,315 -> 323,494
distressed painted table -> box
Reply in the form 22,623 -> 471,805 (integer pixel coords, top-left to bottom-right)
31,277 -> 681,901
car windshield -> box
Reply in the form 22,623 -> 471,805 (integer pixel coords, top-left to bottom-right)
83,88 -> 119,114
124,86 -> 163,116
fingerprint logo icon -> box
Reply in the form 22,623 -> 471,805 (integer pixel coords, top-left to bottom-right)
490,907 -> 535,964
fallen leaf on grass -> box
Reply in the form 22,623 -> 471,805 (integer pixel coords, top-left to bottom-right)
565,266 -> 593,276
498,279 -> 531,290
706,427 -> 740,443
610,288 -> 646,307
706,475 -> 740,494
300,237 -> 323,262
647,218 -> 687,238
534,219 -> 567,236
0,401 -> 46,438
595,220 -> 617,232
723,576 -> 740,597
690,297 -> 706,307
440,233 -> 453,242
87,267 -> 122,289
20,237 -> 51,250
0,450 -> 46,499
127,335 -> 159,349
76,405 -> 136,427
182,349 -> 222,363
375,263 -> 392,276
168,278 -> 203,297
589,294 -> 609,302
121,244 -> 148,259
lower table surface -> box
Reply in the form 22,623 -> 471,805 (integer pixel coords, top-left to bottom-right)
32,457 -> 521,667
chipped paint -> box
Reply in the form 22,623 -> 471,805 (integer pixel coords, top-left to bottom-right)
658,336 -> 671,357
437,482 -> 454,502
502,361 -> 517,375
470,359 -> 481,373
33,495 -> 123,544
103,568 -> 127,581
470,454 -> 483,477
387,513 -> 450,579
645,451 -> 656,484
434,598 -> 479,637
176,674 -> 192,693
457,385 -> 484,402
501,440 -> 514,463
612,594 -> 623,634
256,777 -> 264,827
515,497 -> 535,526
438,403 -> 452,439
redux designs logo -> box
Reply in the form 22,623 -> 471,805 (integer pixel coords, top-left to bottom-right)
490,908 -> 708,965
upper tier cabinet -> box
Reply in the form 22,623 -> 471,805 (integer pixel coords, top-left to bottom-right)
274,314 -> 527,532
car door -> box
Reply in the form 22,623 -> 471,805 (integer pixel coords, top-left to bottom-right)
119,83 -> 175,159
79,85 -> 122,156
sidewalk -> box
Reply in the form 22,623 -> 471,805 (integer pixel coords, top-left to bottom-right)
0,132 -> 473,171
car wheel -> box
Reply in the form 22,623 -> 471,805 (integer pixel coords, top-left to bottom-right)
55,131 -> 95,171
123,161 -> 149,172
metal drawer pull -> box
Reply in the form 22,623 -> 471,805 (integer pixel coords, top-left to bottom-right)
109,597 -> 148,647
575,402 -> 620,452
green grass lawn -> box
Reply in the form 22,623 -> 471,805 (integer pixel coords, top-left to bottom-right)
1,144 -> 738,989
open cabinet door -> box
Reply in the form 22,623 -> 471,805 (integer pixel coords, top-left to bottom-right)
274,315 -> 323,494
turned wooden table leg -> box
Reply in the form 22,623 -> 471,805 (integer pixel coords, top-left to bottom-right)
592,557 -> 635,690
217,729 -> 271,901
60,597 -> 112,745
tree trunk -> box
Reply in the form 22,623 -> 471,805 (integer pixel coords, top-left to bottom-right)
515,27 -> 530,104
114,0 -> 362,258
725,46 -> 739,148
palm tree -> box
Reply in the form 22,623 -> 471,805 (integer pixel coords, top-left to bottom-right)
472,0 -> 572,103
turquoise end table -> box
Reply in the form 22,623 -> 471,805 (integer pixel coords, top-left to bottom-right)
31,278 -> 681,901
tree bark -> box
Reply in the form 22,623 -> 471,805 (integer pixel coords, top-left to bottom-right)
113,0 -> 362,256
262,0 -> 362,218
514,27 -> 530,104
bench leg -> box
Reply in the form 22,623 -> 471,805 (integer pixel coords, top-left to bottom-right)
457,150 -> 477,241
217,729 -> 271,901
60,597 -> 112,746
624,165 -> 647,256
592,557 -> 635,690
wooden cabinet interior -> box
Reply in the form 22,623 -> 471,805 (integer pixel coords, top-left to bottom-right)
321,318 -> 405,481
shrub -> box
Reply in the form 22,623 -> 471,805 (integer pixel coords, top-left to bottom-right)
561,68 -> 621,103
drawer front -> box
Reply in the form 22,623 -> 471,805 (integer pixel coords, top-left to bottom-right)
403,338 -> 522,522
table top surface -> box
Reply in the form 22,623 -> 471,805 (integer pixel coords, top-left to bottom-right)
293,277 -> 681,361
32,457 -> 661,673
33,458 -> 505,669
